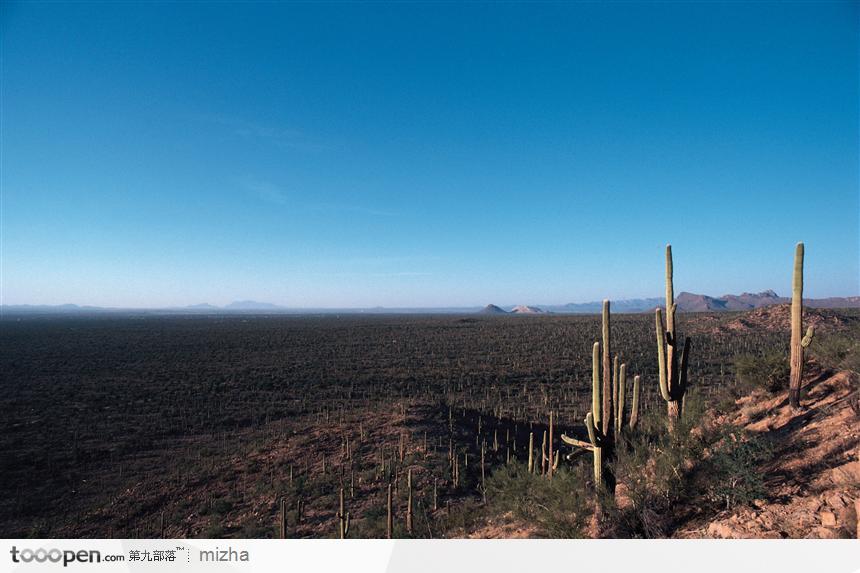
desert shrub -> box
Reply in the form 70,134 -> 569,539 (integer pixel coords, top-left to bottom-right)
433,498 -> 484,538
609,390 -> 711,538
211,498 -> 234,515
353,499 -> 392,538
849,373 -> 860,420
484,461 -> 590,538
611,433 -> 669,538
810,331 -> 860,373
735,352 -> 790,393
702,427 -> 772,511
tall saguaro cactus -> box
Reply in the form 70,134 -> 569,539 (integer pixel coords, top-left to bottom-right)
562,342 -> 606,487
601,300 -> 614,449
562,302 -> 616,492
406,469 -> 414,534
656,245 -> 691,431
789,242 -> 815,408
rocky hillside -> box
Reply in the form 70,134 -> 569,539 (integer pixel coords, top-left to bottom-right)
679,368 -> 860,538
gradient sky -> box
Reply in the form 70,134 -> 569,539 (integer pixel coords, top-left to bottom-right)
2,1 -> 858,308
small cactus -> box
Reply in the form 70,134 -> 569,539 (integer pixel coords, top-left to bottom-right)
279,498 -> 286,539
406,469 -> 414,534
386,483 -> 393,539
547,410 -> 555,480
336,487 -> 350,539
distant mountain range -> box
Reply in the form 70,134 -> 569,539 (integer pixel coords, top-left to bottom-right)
3,291 -> 859,315
540,291 -> 860,314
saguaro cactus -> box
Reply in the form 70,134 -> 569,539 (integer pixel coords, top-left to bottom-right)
789,242 -> 815,408
656,245 -> 691,431
547,410 -> 555,480
336,487 -> 350,539
562,340 -> 611,491
601,301 -> 614,449
386,483 -> 393,539
279,498 -> 287,539
406,469 -> 414,534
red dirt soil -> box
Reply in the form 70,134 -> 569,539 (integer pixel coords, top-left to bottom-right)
678,369 -> 860,539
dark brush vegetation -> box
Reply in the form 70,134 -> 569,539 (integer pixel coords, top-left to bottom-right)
0,310 -> 854,538
735,352 -> 791,393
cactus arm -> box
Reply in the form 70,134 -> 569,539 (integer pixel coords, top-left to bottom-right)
585,412 -> 601,447
677,336 -> 691,396
801,325 -> 815,348
629,375 -> 641,431
566,449 -> 590,461
561,434 -> 595,450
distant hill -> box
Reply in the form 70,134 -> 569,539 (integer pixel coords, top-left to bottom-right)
674,291 -> 860,312
546,298 -> 663,314
479,304 -> 508,315
806,296 -> 860,309
543,291 -> 860,314
510,305 -> 547,314
223,300 -> 282,310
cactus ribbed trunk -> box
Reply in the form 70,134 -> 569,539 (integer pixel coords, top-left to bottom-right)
789,242 -> 804,409
665,245 -> 680,428
601,301 -> 612,438
547,410 -> 554,480
591,342 -> 603,487
337,487 -> 349,539
279,499 -> 286,539
386,483 -> 393,539
406,469 -> 413,534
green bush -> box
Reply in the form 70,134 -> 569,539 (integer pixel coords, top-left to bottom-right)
735,352 -> 790,393
810,332 -> 860,373
702,427 -> 772,511
484,462 -> 590,538
608,392 -> 711,538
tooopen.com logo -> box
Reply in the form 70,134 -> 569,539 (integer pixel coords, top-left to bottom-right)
10,547 -> 122,567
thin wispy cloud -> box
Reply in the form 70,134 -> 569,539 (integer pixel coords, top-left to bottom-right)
344,255 -> 440,266
194,114 -> 329,152
308,203 -> 398,217
239,177 -> 289,205
305,271 -> 433,278
238,178 -> 399,217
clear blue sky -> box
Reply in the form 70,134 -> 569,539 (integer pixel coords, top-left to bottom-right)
2,1 -> 858,308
